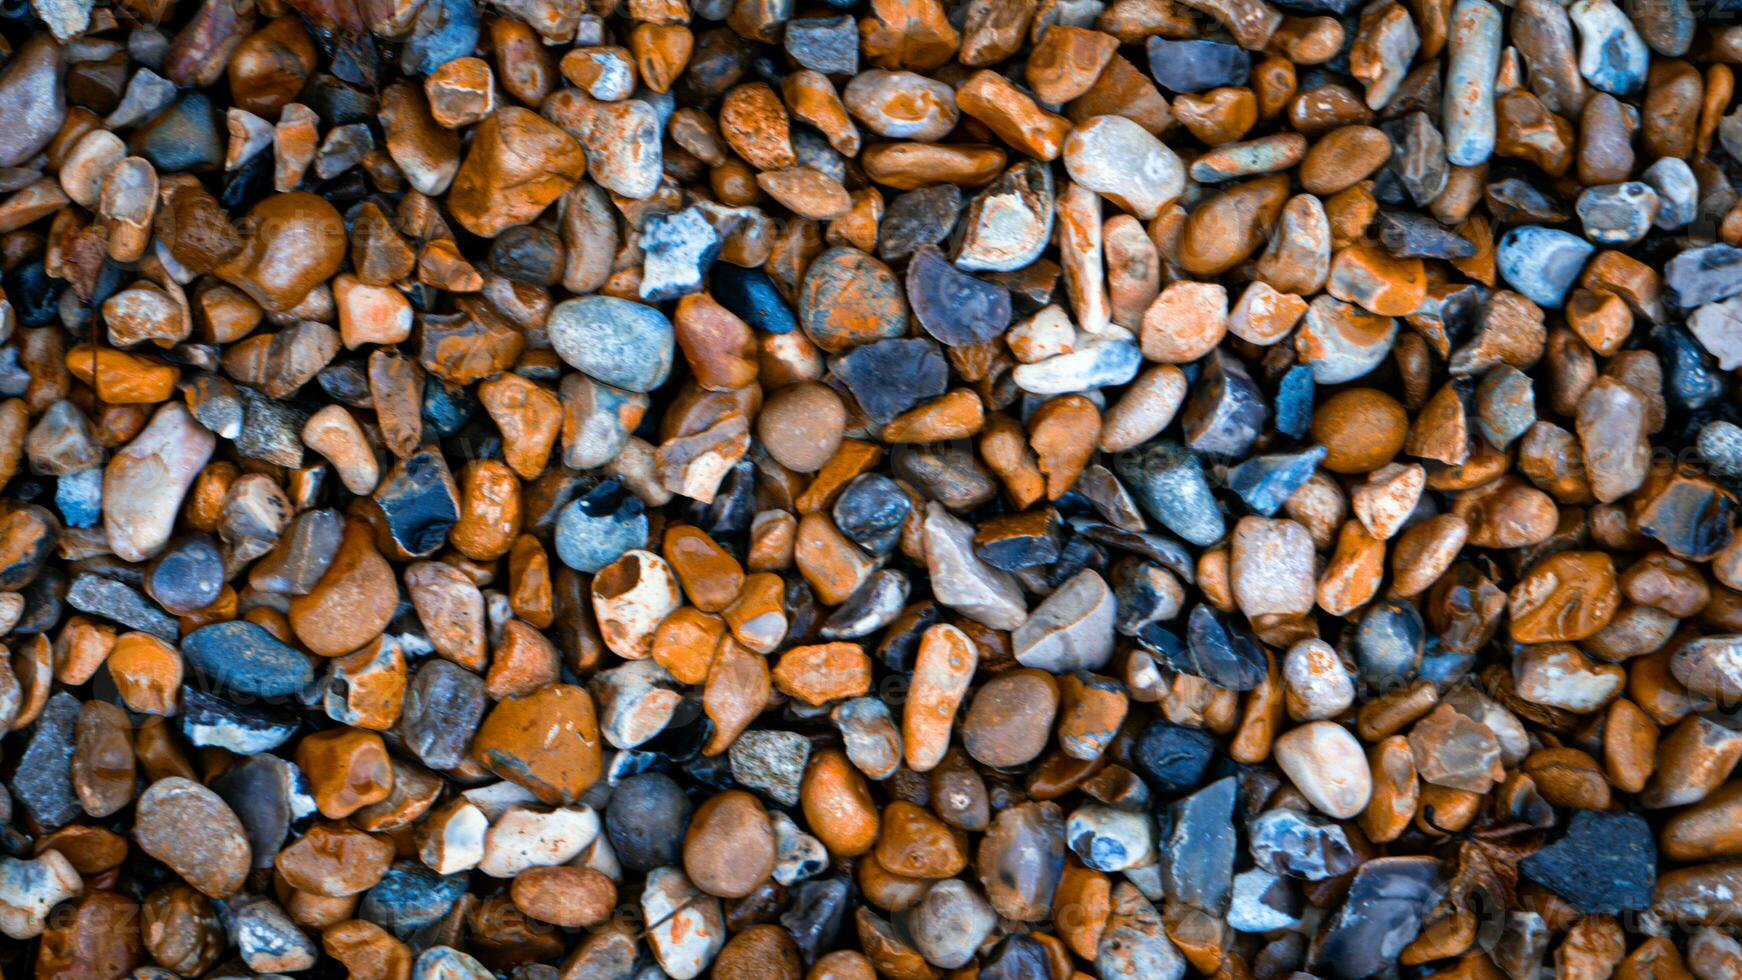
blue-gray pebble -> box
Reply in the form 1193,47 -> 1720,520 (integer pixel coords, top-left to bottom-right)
1113,439 -> 1226,546
183,621 -> 317,698
550,295 -> 676,393
555,479 -> 649,573
1496,225 -> 1593,307
1146,38 -> 1250,92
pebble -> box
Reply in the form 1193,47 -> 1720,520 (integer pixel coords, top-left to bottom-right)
1644,155 -> 1698,229
963,668 -> 1058,767
906,878 -> 996,969
1063,116 -> 1184,221
1667,243 -> 1742,312
605,773 -> 691,873
956,161 -> 1054,272
905,247 -> 1012,348
977,800 -> 1065,920
181,621 -> 313,698
1182,349 -> 1265,457
555,478 -> 648,573
1147,38 -> 1249,93
800,247 -> 909,353
102,403 -> 214,563
923,505 -> 1026,631
1520,810 -> 1656,913
0,36 -> 65,168
1274,721 -> 1372,818
640,207 -> 721,302
904,623 -> 978,772
711,264 -> 797,334
512,866 -> 616,928
1498,225 -> 1596,308
0,851 -> 81,940
1249,807 -> 1356,880
1444,0 -> 1502,165
234,899 -> 316,973
478,803 -> 600,877
1295,296 -> 1397,384
1312,858 -> 1441,977
550,296 -> 675,393
1576,182 -> 1660,245
1013,569 -> 1115,673
1228,868 -> 1300,932
473,684 -> 602,804
1570,0 -> 1649,95
1114,440 -> 1226,547
1226,446 -> 1326,517
1096,882 -> 1186,980
645,867 -> 727,978
729,730 -> 810,805
66,574 -> 177,641
135,777 -> 252,898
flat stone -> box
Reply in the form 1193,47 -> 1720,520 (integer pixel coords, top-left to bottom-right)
1146,38 -> 1248,93
1312,857 -> 1441,979
923,503 -> 1026,630
1520,810 -> 1655,913
182,621 -> 315,698
905,247 -> 1012,348
1161,777 -> 1236,914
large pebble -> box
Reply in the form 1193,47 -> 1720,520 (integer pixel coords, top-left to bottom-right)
1062,116 -> 1184,220
135,777 -> 252,899
1013,569 -> 1116,672
0,852 -> 81,940
0,36 -> 65,168
1498,226 -> 1594,308
1444,0 -> 1502,165
103,403 -> 215,563
1273,722 -> 1372,819
550,296 -> 676,393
